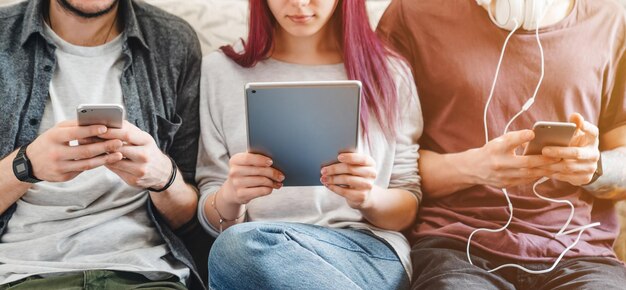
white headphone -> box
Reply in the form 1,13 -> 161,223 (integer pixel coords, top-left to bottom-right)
476,0 -> 553,30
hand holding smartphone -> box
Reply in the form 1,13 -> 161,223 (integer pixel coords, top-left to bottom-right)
523,121 -> 577,155
76,104 -> 125,129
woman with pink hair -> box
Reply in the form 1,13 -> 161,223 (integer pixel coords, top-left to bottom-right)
196,0 -> 422,288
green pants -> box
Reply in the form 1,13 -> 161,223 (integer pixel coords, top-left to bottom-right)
0,270 -> 187,290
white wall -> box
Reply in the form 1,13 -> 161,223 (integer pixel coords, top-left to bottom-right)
0,0 -> 393,54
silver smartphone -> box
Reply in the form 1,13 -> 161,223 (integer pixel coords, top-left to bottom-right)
523,121 -> 577,155
76,104 -> 125,128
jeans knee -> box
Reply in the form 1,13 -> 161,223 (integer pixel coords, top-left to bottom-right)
209,222 -> 276,275
208,222 -> 288,282
209,223 -> 255,265
208,224 -> 251,287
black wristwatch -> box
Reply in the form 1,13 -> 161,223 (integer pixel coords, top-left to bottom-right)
12,145 -> 42,184
587,153 -> 604,185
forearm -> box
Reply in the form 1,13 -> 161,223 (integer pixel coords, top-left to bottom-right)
149,170 -> 198,229
202,187 -> 246,233
360,187 -> 418,231
0,150 -> 32,214
584,147 -> 626,200
419,149 -> 479,199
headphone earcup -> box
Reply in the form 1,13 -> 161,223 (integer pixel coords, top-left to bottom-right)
523,0 -> 549,30
494,0 -> 525,30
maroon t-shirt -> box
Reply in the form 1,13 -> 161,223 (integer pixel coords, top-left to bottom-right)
378,0 -> 626,262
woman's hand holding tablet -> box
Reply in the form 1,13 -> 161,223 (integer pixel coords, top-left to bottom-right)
320,153 -> 377,209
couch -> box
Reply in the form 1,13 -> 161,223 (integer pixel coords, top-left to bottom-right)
1,0 -> 624,265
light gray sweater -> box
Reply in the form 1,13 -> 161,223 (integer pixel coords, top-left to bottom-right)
195,51 -> 423,277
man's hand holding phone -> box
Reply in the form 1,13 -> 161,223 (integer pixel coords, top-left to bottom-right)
26,120 -> 124,182
74,104 -> 180,190
539,113 -> 601,186
97,120 -> 176,190
469,130 -> 560,189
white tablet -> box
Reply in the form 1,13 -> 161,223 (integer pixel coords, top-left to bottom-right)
245,81 -> 361,186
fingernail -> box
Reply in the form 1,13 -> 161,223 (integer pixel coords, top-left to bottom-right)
278,175 -> 285,181
266,160 -> 273,166
321,176 -> 327,183
321,168 -> 327,175
338,155 -> 345,162
543,148 -> 552,154
99,127 -> 107,134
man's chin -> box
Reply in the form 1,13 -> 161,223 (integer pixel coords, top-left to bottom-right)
56,0 -> 120,19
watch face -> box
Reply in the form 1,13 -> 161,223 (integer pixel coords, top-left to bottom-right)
16,163 -> 26,174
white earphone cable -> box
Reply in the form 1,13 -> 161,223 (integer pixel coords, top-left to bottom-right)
503,13 -> 545,134
470,19 -> 520,269
483,21 -> 520,144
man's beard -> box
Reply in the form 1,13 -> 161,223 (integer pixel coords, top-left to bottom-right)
56,0 -> 120,19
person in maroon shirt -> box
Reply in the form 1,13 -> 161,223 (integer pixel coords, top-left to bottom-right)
378,0 -> 626,289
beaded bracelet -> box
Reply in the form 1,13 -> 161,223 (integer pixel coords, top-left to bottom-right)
211,190 -> 246,233
148,155 -> 177,192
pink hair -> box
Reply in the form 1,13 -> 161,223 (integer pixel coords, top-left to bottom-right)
221,0 -> 399,138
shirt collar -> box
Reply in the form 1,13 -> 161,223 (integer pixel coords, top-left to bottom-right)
19,0 -> 150,51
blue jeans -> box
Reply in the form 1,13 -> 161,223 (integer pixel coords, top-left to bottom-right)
208,222 -> 410,290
